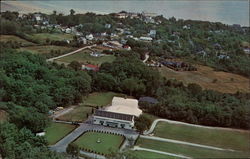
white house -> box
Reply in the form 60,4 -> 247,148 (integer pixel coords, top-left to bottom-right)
86,34 -> 94,40
139,36 -> 153,41
93,110 -> 134,129
65,28 -> 72,34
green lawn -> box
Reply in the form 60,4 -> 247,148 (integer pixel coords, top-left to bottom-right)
128,150 -> 178,159
136,138 -> 250,158
28,33 -> 73,43
45,123 -> 76,145
153,121 -> 250,152
74,132 -> 124,155
0,35 -> 35,46
17,45 -> 74,54
57,105 -> 93,122
56,50 -> 116,65
83,92 -> 125,107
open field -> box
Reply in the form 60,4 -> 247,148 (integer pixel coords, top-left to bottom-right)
45,123 -> 76,145
159,64 -> 250,93
56,105 -> 92,122
83,92 -> 126,107
56,50 -> 116,65
153,121 -> 250,152
0,35 -> 35,46
129,150 -> 177,159
27,33 -> 73,43
74,132 -> 124,155
17,45 -> 75,54
136,138 -> 250,158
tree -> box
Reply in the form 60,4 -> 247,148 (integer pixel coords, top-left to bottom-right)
187,83 -> 202,95
70,9 -> 75,16
66,143 -> 79,157
134,114 -> 152,134
68,61 -> 82,71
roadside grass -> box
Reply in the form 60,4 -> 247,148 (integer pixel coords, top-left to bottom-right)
73,132 -> 124,155
27,33 -> 73,43
136,138 -> 250,158
83,92 -> 126,107
0,35 -> 35,46
128,150 -> 178,159
17,45 -> 74,54
56,50 -> 116,65
158,64 -> 249,93
143,113 -> 159,123
45,123 -> 76,145
56,105 -> 93,122
153,121 -> 250,152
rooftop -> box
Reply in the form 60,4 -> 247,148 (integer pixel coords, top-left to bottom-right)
94,110 -> 133,121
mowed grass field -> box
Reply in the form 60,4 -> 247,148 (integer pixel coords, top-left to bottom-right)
27,33 -> 73,43
17,45 -> 75,54
56,50 -> 116,65
159,64 -> 249,93
129,150 -> 177,159
153,122 -> 250,152
0,35 -> 35,46
45,123 -> 76,145
74,132 -> 124,155
57,92 -> 124,122
136,138 -> 250,158
56,105 -> 92,122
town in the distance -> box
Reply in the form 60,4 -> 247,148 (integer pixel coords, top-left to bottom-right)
0,8 -> 250,159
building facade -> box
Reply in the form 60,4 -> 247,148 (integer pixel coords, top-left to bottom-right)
93,110 -> 134,129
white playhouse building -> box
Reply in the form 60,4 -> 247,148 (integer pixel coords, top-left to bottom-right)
93,97 -> 142,129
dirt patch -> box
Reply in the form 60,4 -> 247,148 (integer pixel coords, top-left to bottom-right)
159,64 -> 250,93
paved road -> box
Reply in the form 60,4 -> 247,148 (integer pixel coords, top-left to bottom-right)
46,44 -> 96,62
50,123 -> 139,152
140,135 -> 235,151
144,118 -> 249,135
132,146 -> 191,159
80,150 -> 106,159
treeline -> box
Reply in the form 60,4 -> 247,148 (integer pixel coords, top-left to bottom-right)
0,49 -> 92,158
87,53 -> 250,129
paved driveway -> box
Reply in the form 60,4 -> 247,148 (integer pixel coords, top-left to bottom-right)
50,123 -> 139,152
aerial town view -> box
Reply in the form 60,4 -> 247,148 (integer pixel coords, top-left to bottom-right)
0,0 -> 249,159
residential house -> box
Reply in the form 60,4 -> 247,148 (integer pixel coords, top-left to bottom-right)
139,36 -> 153,41
123,45 -> 131,50
86,34 -> 94,40
218,54 -> 230,59
82,64 -> 99,72
105,24 -> 112,29
65,28 -> 72,34
149,30 -> 156,38
116,13 -> 127,19
78,37 -> 87,44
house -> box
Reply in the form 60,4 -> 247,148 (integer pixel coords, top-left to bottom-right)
139,97 -> 158,104
103,41 -> 123,48
149,30 -> 156,38
82,64 -> 99,71
101,32 -> 107,36
214,43 -> 222,50
33,13 -> 42,22
93,110 -> 134,129
65,28 -> 72,34
139,36 -> 153,41
36,132 -> 45,136
86,34 -> 94,40
78,37 -> 87,44
218,54 -> 230,59
243,48 -> 250,54
123,45 -> 131,50
105,24 -> 111,29
116,13 -> 127,19
183,25 -> 191,29
90,52 -> 102,57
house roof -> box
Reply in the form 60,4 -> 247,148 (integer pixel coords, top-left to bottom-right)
85,64 -> 99,69
139,97 -> 158,104
94,110 -> 133,121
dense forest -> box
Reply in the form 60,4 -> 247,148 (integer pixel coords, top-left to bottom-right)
0,49 -> 91,158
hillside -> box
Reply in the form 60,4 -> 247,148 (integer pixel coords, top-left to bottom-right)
159,64 -> 250,93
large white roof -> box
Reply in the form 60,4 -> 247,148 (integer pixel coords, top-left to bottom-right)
105,97 -> 142,117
